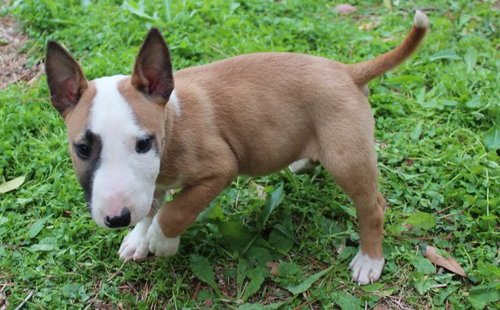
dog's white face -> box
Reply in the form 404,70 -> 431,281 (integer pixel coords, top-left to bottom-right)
85,75 -> 161,227
46,30 -> 174,228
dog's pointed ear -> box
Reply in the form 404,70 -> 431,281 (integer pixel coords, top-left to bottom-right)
131,28 -> 174,102
45,41 -> 88,117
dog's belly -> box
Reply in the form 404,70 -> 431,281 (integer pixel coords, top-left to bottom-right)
231,127 -> 319,176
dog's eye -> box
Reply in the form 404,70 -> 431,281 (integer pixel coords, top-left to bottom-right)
75,143 -> 91,160
136,136 -> 153,154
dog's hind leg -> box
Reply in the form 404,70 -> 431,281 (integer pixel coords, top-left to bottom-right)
317,103 -> 386,285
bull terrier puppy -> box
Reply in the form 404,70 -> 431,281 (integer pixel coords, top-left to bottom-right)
45,11 -> 428,284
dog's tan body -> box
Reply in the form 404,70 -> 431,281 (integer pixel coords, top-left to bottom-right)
156,52 -> 380,235
46,11 -> 428,285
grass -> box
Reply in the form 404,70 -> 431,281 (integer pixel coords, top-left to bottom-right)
0,0 -> 498,308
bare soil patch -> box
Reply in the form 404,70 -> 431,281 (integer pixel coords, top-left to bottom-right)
0,16 -> 42,89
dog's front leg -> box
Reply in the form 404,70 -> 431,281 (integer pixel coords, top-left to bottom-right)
118,189 -> 165,261
147,177 -> 230,257
118,214 -> 153,261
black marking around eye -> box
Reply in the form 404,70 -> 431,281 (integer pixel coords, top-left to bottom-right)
75,130 -> 102,208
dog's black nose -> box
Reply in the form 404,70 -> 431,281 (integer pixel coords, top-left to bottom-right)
104,208 -> 131,228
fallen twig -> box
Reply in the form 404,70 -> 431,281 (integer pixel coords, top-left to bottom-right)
14,290 -> 34,310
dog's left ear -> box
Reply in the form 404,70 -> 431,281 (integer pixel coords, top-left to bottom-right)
131,28 -> 174,102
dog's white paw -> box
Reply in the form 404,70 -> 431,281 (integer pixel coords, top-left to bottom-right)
118,217 -> 152,261
146,215 -> 180,257
349,250 -> 384,285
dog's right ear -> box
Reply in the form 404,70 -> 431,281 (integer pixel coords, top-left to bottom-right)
45,41 -> 88,117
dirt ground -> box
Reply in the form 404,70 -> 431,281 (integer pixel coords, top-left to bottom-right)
0,16 -> 42,89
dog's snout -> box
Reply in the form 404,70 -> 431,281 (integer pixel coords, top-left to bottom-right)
104,208 -> 131,228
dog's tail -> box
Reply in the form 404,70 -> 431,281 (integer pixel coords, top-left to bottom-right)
347,10 -> 429,85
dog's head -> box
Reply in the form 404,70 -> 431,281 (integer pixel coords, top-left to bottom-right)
45,29 -> 174,228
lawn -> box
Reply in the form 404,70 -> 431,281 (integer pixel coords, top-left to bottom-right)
0,0 -> 498,309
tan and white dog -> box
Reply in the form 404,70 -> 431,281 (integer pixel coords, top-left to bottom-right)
45,11 -> 428,285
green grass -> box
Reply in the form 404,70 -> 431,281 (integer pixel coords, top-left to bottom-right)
0,0 -> 498,308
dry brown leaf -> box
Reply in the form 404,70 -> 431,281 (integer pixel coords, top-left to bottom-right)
335,4 -> 356,15
204,298 -> 213,307
358,22 -> 375,31
374,304 -> 388,310
254,183 -> 266,200
0,291 -> 8,310
266,261 -> 279,276
424,245 -> 467,277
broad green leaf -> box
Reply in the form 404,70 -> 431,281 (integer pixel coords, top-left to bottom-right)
484,125 -> 500,150
242,266 -> 268,301
278,262 -> 302,278
41,0 -> 58,16
268,229 -> 294,255
237,258 -> 250,291
465,97 -> 482,109
415,87 -> 426,104
336,203 -> 356,218
468,283 -> 500,309
475,261 -> 500,282
442,99 -> 458,107
218,221 -> 255,251
238,302 -> 284,310
285,266 -> 332,295
419,99 -> 440,109
245,246 -> 273,265
29,237 -> 58,252
197,202 -> 225,222
238,304 -> 266,310
61,283 -> 86,299
338,246 -> 357,262
163,0 -> 172,21
429,49 -> 462,61
121,0 -> 157,21
190,255 -> 217,290
28,218 -> 49,238
30,243 -> 55,252
404,212 -> 436,230
412,256 -> 436,274
411,272 -> 434,295
272,223 -> 297,245
411,122 -> 423,140
331,292 -> 362,310
433,286 -> 459,306
0,176 -> 25,194
360,283 -> 384,292
257,183 -> 284,229
464,47 -> 478,73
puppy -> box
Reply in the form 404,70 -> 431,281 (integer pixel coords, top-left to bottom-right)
45,11 -> 428,284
